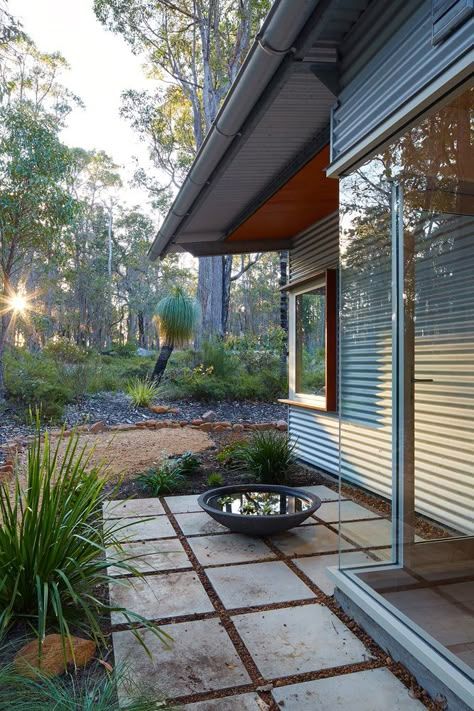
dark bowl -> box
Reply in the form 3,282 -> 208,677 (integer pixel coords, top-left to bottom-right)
198,484 -> 321,536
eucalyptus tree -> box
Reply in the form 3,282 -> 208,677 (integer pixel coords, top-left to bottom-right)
94,0 -> 271,342
152,286 -> 199,382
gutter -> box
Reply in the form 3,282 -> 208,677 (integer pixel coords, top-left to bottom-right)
148,0 -> 322,260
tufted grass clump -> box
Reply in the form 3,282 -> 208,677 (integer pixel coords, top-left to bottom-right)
126,377 -> 159,407
231,430 -> 296,485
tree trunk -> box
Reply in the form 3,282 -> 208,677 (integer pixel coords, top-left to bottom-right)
279,250 -> 289,378
0,311 -> 12,402
138,311 -> 145,348
195,255 -> 225,348
222,255 -> 233,337
152,343 -> 174,383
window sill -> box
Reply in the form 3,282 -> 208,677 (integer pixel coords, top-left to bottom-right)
278,398 -> 336,413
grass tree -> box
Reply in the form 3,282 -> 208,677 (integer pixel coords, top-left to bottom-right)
152,286 -> 199,383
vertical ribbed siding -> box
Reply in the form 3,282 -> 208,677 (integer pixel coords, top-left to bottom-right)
331,0 -> 473,167
288,211 -> 339,472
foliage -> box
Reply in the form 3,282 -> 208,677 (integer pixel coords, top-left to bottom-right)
216,440 -> 247,466
137,464 -> 186,496
126,377 -> 158,407
230,431 -> 296,485
0,662 -> 180,711
154,287 -> 199,348
0,430 -> 169,649
206,472 -> 224,487
174,451 -> 200,473
43,338 -> 88,364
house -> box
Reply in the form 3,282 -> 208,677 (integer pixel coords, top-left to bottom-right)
149,1 -> 474,708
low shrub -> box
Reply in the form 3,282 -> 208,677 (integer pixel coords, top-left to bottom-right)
0,429 -> 169,649
43,338 -> 88,364
0,662 -> 180,711
137,464 -> 186,496
173,451 -> 200,473
206,472 -> 224,487
230,430 -> 296,484
126,378 -> 159,407
216,440 -> 248,466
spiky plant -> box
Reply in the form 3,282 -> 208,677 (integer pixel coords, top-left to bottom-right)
0,430 -> 170,652
126,377 -> 159,407
152,287 -> 199,383
231,431 -> 296,484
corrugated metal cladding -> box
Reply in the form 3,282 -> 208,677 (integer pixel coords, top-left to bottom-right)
331,0 -> 474,163
288,211 -> 340,474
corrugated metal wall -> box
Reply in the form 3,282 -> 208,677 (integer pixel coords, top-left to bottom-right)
288,211 -> 340,473
331,0 -> 473,165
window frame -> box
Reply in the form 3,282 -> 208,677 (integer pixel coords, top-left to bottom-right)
284,269 -> 337,412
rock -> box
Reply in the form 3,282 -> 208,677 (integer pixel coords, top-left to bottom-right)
202,410 -> 217,422
191,419 -> 204,426
109,424 -> 133,431
14,634 -> 96,679
166,421 -> 181,429
149,405 -> 169,414
276,422 -> 288,431
276,419 -> 287,428
136,347 -> 155,357
144,419 -> 158,428
167,407 -> 180,414
216,421 -> 232,428
200,423 -> 215,431
155,422 -> 169,430
179,420 -> 189,427
89,421 -> 106,434
213,425 -> 228,433
135,421 -> 149,428
232,424 -> 244,431
254,423 -> 273,430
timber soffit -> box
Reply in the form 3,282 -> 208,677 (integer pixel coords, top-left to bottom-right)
148,0 -> 372,260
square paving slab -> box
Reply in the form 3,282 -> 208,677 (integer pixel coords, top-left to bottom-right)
175,511 -> 228,536
103,498 -> 165,519
272,668 -> 425,710
271,525 -> 355,557
113,619 -> 251,701
107,515 -> 176,542
206,560 -> 315,609
296,485 -> 341,501
315,500 -> 382,523
109,570 -> 213,623
106,539 -> 190,576
293,551 -> 376,595
165,494 -> 201,513
340,518 -> 422,548
188,533 -> 277,566
232,604 -> 371,678
183,693 -> 263,710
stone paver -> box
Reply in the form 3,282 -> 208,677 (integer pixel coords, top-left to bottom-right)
188,533 -> 276,566
271,524 -> 355,557
106,539 -> 190,576
109,570 -> 214,623
183,693 -> 262,710
315,500 -> 381,523
272,668 -> 425,710
113,620 -> 251,701
296,485 -> 341,501
103,498 -> 165,519
232,604 -> 371,678
206,560 -> 315,609
107,515 -> 175,542
175,511 -> 227,536
293,551 -> 375,595
165,494 -> 201,513
340,518 -> 422,548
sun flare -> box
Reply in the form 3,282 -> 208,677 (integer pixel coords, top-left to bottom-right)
8,293 -> 29,314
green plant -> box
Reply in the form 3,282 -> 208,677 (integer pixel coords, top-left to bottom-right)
127,377 -> 159,407
173,451 -> 200,473
0,429 -> 169,650
137,464 -> 186,496
152,286 -> 199,383
0,662 -> 180,711
206,472 -> 224,487
43,338 -> 88,364
231,430 -> 296,484
216,440 -> 248,465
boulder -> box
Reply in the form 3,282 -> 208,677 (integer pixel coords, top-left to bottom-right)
144,419 -> 158,428
191,419 -> 204,426
276,420 -> 288,431
89,421 -> 106,434
149,405 -> 169,414
232,424 -> 244,432
202,410 -> 217,422
200,423 -> 215,431
14,634 -> 96,679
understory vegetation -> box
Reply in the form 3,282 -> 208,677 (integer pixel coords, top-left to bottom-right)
223,430 -> 296,485
3,332 -> 287,420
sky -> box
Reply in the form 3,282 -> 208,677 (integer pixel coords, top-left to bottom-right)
9,0 -> 157,210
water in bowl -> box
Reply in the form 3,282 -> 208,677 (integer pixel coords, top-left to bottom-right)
208,491 -> 311,517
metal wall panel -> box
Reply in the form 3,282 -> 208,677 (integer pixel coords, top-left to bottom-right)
288,211 -> 340,472
331,0 -> 474,165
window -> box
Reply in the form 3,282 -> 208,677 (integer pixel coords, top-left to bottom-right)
286,270 -> 337,411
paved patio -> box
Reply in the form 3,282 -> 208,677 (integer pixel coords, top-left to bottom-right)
104,486 -> 426,709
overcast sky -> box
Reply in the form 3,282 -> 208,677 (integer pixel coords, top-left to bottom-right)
10,0 -> 156,209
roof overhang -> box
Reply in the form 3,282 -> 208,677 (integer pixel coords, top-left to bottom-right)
149,0 -> 371,260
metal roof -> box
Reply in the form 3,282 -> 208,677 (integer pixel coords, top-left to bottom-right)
149,0 -> 372,260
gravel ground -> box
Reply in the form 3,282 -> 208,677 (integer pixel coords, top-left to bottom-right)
0,392 -> 287,461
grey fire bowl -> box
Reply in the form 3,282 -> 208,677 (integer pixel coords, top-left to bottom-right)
198,484 -> 321,536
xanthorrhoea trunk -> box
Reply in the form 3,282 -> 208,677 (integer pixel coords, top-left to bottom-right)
152,342 -> 174,383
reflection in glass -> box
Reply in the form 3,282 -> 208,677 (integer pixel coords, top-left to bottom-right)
209,491 -> 311,516
296,286 -> 326,397
339,85 -> 473,678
